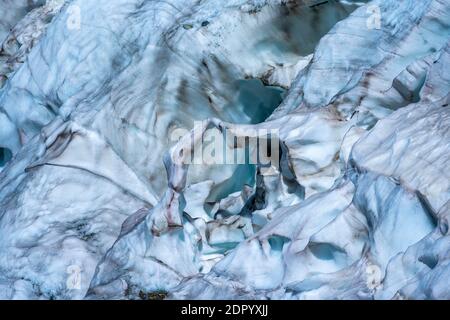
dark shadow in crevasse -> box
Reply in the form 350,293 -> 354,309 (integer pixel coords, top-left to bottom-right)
235,79 -> 286,124
0,147 -> 12,167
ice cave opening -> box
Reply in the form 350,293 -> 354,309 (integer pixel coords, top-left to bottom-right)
235,79 -> 286,124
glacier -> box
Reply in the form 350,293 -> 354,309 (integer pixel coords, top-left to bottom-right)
0,0 -> 449,300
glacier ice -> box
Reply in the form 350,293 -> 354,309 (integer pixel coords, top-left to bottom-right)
0,0 -> 449,300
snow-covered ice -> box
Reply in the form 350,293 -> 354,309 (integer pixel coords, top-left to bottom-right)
0,0 -> 449,300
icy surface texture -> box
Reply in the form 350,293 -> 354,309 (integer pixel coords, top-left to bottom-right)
0,1 -> 66,88
0,0 -> 449,300
0,0 -> 46,44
